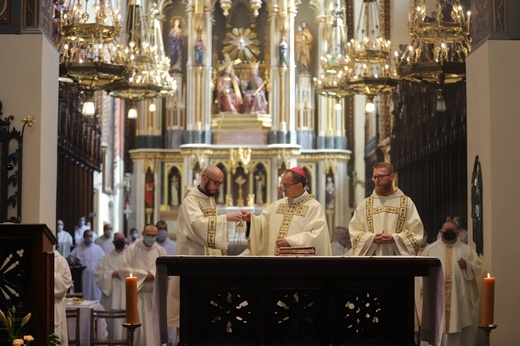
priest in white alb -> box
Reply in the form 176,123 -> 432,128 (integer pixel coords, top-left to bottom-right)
349,162 -> 424,256
421,220 -> 480,346
120,224 -> 167,346
94,232 -> 127,340
242,167 -> 332,256
54,251 -> 72,346
167,165 -> 244,332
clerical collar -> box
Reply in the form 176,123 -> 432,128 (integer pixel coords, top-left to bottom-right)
288,191 -> 307,205
197,185 -> 213,197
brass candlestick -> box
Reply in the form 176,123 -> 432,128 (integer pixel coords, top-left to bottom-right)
478,324 -> 497,346
123,322 -> 142,346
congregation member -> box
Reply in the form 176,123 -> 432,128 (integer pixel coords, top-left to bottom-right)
331,226 -> 353,256
128,227 -> 139,244
54,251 -> 72,346
94,232 -> 127,339
56,219 -> 73,257
69,229 -> 105,301
421,220 -> 480,346
241,167 -> 332,256
167,165 -> 243,332
120,224 -> 167,345
74,215 -> 97,245
156,220 -> 177,255
349,162 -> 424,256
95,223 -> 115,254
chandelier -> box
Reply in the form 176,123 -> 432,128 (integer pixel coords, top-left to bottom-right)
57,0 -> 125,91
343,0 -> 398,112
107,1 -> 176,106
397,0 -> 471,110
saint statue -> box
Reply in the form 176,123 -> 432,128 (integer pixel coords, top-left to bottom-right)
279,36 -> 288,67
295,21 -> 313,73
242,63 -> 267,114
216,65 -> 242,113
169,18 -> 183,72
194,33 -> 204,66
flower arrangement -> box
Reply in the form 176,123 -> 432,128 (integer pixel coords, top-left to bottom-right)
0,306 -> 33,346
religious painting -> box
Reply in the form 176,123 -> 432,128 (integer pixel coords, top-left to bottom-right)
471,155 -> 483,255
167,165 -> 182,210
0,0 -> 9,24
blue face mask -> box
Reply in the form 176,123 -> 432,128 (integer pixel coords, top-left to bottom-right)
144,235 -> 156,247
157,230 -> 168,242
79,220 -> 85,227
83,237 -> 93,245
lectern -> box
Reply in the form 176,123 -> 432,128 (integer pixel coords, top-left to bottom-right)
157,256 -> 441,346
0,224 -> 56,345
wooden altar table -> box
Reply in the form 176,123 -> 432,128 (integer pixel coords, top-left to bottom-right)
156,256 -> 441,346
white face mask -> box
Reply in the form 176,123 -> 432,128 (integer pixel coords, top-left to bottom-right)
57,225 -> 63,232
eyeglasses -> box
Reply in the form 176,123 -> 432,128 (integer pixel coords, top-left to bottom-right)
204,175 -> 224,186
279,182 -> 299,189
372,173 -> 392,180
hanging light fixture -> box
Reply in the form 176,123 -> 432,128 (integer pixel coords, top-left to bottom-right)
82,90 -> 96,115
107,1 -> 176,103
127,101 -> 138,119
397,0 -> 471,91
341,0 -> 398,110
315,1 -> 351,98
57,0 -> 125,91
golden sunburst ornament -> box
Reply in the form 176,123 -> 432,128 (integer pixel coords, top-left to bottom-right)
222,27 -> 260,61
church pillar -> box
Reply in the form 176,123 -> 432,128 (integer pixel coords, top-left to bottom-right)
466,1 -> 520,343
0,35 -> 58,227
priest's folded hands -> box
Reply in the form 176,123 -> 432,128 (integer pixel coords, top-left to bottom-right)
374,230 -> 394,245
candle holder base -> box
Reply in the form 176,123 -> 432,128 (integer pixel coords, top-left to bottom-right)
122,323 -> 142,346
478,324 -> 497,346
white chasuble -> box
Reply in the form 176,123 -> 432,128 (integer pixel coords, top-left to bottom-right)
249,192 -> 331,256
349,188 -> 424,256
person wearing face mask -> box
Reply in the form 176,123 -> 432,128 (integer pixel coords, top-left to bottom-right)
95,223 -> 115,254
349,162 -> 424,256
120,224 -> 167,345
73,215 -> 97,246
68,229 -> 105,301
94,232 -> 128,340
56,219 -> 73,257
129,227 -> 140,244
155,220 -> 177,255
422,221 -> 481,346
167,165 -> 243,335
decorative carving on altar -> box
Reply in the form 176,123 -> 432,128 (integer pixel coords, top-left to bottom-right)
232,165 -> 249,207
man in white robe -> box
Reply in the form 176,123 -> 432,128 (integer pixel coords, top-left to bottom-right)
69,229 -> 105,301
94,223 -> 115,254
73,215 -> 97,246
349,162 -> 424,256
120,224 -> 167,346
94,232 -> 127,340
242,167 -> 332,256
54,251 -> 72,346
167,165 -> 243,330
56,219 -> 73,258
331,226 -> 353,256
421,221 -> 480,346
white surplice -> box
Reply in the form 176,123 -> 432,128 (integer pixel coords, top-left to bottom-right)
167,187 -> 230,328
120,240 -> 167,346
421,239 -> 480,345
69,242 -> 105,301
94,250 -> 126,339
54,251 -> 72,346
248,191 -> 332,256
349,188 -> 424,256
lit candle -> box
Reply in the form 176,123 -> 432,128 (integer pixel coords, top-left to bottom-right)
482,273 -> 495,325
126,274 -> 138,324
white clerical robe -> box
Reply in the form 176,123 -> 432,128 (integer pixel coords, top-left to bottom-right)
69,242 -> 105,301
349,188 -> 424,256
422,239 -> 480,345
56,230 -> 73,258
248,191 -> 332,256
94,250 -> 126,340
157,236 -> 177,255
120,240 -> 167,346
54,251 -> 72,346
167,187 -> 230,328
95,235 -> 115,254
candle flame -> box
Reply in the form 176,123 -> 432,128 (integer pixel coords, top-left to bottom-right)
130,273 -> 133,277
487,273 -> 490,278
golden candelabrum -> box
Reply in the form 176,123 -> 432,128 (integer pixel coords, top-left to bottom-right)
397,0 -> 471,110
478,324 -> 497,346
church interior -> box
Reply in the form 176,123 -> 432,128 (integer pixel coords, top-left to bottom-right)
0,0 -> 520,344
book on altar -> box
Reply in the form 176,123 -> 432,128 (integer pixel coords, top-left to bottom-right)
276,246 -> 316,256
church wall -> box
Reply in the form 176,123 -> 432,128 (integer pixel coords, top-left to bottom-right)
467,39 -> 520,345
0,35 -> 58,228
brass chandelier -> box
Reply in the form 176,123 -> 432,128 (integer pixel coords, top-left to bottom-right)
397,0 -> 471,110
